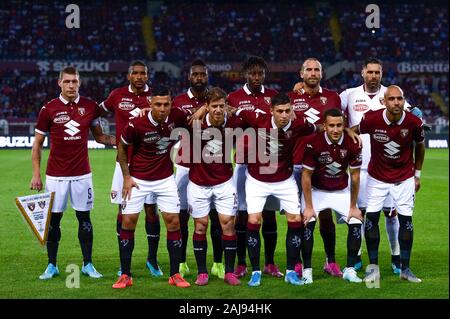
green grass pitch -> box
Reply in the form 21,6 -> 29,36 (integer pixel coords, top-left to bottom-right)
0,148 -> 447,299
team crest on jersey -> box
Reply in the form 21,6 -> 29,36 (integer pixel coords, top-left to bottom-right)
38,201 -> 46,209
264,97 -> 271,104
146,96 -> 152,104
78,107 -> 85,116
400,129 -> 409,138
320,96 -> 328,105
340,149 -> 347,158
110,191 -> 117,200
27,203 -> 35,211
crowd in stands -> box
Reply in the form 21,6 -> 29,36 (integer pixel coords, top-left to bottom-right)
0,1 -> 146,61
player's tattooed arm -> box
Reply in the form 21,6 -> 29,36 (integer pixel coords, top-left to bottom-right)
117,140 -> 139,200
293,81 -> 304,94
30,133 -> 45,192
90,123 -> 116,146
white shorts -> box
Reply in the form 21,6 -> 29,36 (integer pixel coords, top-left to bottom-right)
245,173 -> 300,215
358,170 -> 393,210
175,164 -> 190,210
366,175 -> 415,217
301,188 -> 362,225
233,164 -> 280,212
110,162 -> 156,205
45,174 -> 94,213
122,175 -> 180,215
187,178 -> 237,219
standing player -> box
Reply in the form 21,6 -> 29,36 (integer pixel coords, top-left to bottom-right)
301,108 -> 364,284
187,87 -> 241,286
99,60 -> 163,277
288,58 -> 344,278
352,85 -> 425,283
113,86 -> 191,289
30,66 -> 115,280
231,93 -> 317,286
172,59 -> 225,278
340,57 -> 407,273
227,56 -> 282,278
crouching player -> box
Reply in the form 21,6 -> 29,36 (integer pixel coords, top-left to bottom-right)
301,108 -> 364,284
186,87 -> 241,286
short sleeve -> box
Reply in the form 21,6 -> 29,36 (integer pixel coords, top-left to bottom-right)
349,144 -> 362,169
100,92 -> 115,113
236,109 -> 258,127
358,113 -> 370,134
121,121 -> 136,145
171,107 -> 190,127
413,121 -> 425,143
339,89 -> 349,112
35,106 -> 51,136
301,142 -> 315,171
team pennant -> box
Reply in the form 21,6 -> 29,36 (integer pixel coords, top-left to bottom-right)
15,192 -> 54,246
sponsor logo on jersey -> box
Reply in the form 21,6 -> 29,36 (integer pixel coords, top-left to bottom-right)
373,133 -> 390,143
204,139 -> 223,156
318,154 -> 333,164
384,141 -> 400,156
181,104 -> 194,110
119,101 -> 135,111
304,107 -> 321,123
143,132 -> 160,143
326,162 -> 342,175
238,104 -> 255,111
400,129 -> 409,138
155,137 -> 171,152
264,97 -> 271,104
64,120 -> 81,137
353,104 -> 369,112
293,101 -> 309,111
320,96 -> 328,105
78,107 -> 85,116
340,149 -> 347,158
53,114 -> 70,124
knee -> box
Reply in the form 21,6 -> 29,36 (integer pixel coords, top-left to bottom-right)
194,219 -> 208,235
165,213 -> 180,231
221,218 -> 235,236
122,215 -> 138,230
248,214 -> 261,225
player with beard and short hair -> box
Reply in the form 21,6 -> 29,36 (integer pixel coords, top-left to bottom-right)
288,58 -> 344,278
350,85 -> 425,283
172,59 -> 225,279
31,66 -> 115,280
227,56 -> 282,279
99,60 -> 163,278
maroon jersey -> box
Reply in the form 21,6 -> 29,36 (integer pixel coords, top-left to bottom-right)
121,108 -> 190,181
302,132 -> 362,191
359,109 -> 425,183
237,110 -> 315,182
172,88 -> 208,167
35,95 -> 102,177
100,84 -> 152,149
188,115 -> 241,186
288,87 -> 341,164
227,84 -> 278,163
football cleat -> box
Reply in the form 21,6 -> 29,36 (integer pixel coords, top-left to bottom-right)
294,262 -> 303,278
169,273 -> 191,288
179,262 -> 190,278
81,263 -> 103,278
263,264 -> 284,278
400,268 -> 422,283
211,262 -> 225,279
285,270 -> 305,286
302,268 -> 314,284
323,261 -> 343,277
112,274 -> 133,289
343,267 -> 363,283
146,261 -> 163,277
391,263 -> 401,275
224,273 -> 241,286
234,265 -> 248,278
247,271 -> 262,287
194,273 -> 209,286
363,264 -> 381,283
39,263 -> 59,280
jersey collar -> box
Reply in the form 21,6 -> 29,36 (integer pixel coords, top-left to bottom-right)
128,84 -> 150,93
271,116 -> 291,132
383,109 -> 406,125
206,113 -> 227,128
59,94 -> 80,105
324,131 -> 344,145
148,111 -> 168,126
244,83 -> 265,95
